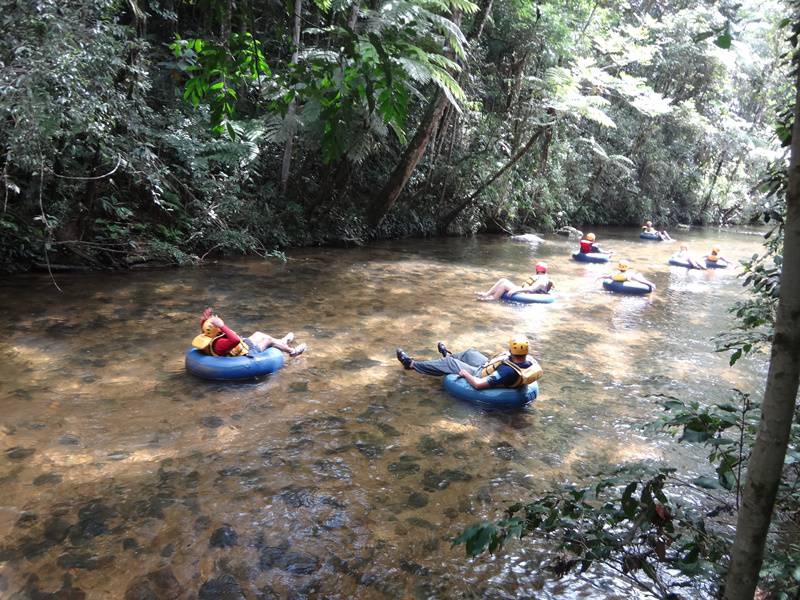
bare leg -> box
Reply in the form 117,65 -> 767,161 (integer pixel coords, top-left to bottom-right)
248,331 -> 306,356
475,278 -> 520,301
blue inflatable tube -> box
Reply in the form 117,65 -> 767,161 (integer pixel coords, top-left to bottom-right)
668,255 -> 702,269
442,374 -> 538,409
640,232 -> 662,241
572,252 -> 611,264
706,258 -> 729,269
500,291 -> 556,304
185,347 -> 285,381
602,279 -> 652,295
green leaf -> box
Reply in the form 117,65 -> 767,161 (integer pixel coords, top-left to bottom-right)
680,428 -> 711,444
715,32 -> 732,49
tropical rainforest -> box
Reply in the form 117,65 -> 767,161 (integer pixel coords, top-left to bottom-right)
0,0 -> 787,271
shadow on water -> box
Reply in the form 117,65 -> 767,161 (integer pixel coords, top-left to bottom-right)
0,228 -> 768,598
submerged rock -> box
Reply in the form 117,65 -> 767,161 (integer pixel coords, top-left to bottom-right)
198,574 -> 246,600
416,436 -> 446,456
44,516 -> 71,544
406,492 -> 429,509
492,441 -> 522,461
124,567 -> 181,600
5,447 -> 35,460
200,416 -> 224,428
33,472 -> 63,486
58,433 -> 80,446
387,456 -> 420,477
311,458 -> 352,481
210,525 -> 239,549
258,541 -> 319,575
421,469 -> 472,491
15,512 -> 38,528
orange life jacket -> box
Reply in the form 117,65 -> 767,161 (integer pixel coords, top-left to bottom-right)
479,353 -> 543,387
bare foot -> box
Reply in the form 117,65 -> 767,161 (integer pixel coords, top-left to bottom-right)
282,332 -> 295,344
289,343 -> 307,357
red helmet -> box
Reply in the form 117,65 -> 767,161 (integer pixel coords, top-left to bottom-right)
535,262 -> 547,273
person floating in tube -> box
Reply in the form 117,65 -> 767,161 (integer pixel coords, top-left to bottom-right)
395,336 -> 542,390
642,220 -> 673,241
598,260 -> 656,291
475,262 -> 554,301
578,232 -> 611,254
192,307 -> 306,358
673,244 -> 707,269
706,246 -> 729,265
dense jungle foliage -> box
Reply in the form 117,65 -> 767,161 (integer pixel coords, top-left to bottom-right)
0,0 -> 786,270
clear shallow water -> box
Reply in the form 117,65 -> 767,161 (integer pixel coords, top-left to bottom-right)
0,228 -> 769,598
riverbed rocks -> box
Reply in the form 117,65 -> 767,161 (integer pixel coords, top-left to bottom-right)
258,540 -> 320,575
421,468 -> 473,491
198,574 -> 245,600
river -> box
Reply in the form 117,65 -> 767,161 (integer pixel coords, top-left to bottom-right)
0,227 -> 770,598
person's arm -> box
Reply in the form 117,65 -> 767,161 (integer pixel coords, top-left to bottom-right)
211,320 -> 242,354
458,368 -> 491,390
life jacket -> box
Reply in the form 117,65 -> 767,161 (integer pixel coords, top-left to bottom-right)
611,270 -> 629,282
192,333 -> 250,357
523,275 -> 552,292
707,253 -> 719,262
579,239 -> 593,253
479,352 -> 543,388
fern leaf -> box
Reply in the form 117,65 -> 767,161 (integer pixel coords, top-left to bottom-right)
430,67 -> 466,111
396,57 -> 433,84
445,0 -> 479,14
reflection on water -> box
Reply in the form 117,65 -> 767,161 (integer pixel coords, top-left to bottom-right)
0,227 -> 768,598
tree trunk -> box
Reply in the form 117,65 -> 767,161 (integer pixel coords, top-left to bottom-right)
698,154 -> 725,217
723,63 -> 800,600
366,0 -> 491,228
280,0 -> 303,196
366,92 -> 449,227
469,0 -> 492,42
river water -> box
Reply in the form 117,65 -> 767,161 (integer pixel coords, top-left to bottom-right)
0,228 -> 770,599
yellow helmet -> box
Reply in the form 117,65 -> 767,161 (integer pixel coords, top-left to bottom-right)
508,336 -> 529,357
617,260 -> 630,271
202,318 -> 222,337
711,246 -> 720,254
646,220 -> 652,227
586,233 -> 596,241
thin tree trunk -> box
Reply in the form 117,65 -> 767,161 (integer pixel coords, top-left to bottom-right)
698,154 -> 725,217
723,62 -> 800,600
280,0 -> 303,196
437,129 -> 544,230
469,0 -> 492,41
366,2 -> 484,227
